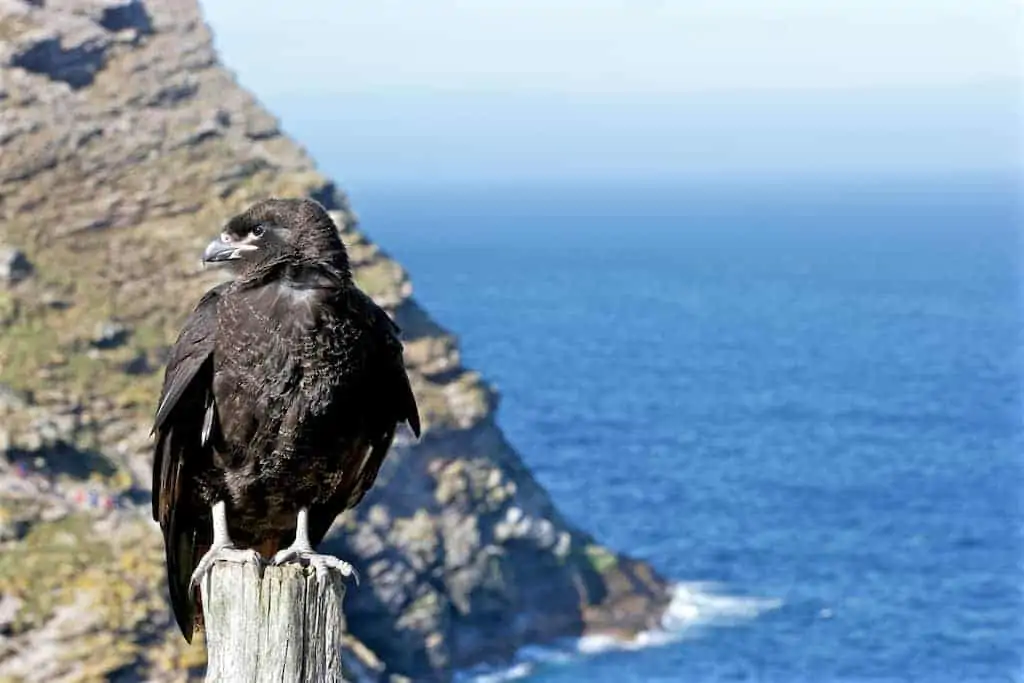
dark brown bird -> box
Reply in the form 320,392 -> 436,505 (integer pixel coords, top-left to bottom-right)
151,197 -> 420,642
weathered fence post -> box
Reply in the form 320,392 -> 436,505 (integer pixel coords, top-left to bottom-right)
199,561 -> 349,683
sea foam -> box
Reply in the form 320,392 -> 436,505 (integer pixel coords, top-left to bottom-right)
457,581 -> 783,682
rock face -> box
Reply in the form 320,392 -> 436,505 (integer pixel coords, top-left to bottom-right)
0,1 -> 671,680
0,247 -> 33,285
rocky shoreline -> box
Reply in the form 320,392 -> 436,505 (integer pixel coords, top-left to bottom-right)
0,1 -> 671,680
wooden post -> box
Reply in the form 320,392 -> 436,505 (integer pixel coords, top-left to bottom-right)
199,561 -> 349,683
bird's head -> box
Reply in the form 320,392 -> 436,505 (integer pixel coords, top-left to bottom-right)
202,197 -> 350,276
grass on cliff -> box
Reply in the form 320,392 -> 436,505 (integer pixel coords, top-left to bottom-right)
0,513 -> 207,678
584,543 -> 620,575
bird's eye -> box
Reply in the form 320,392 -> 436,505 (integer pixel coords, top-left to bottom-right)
252,225 -> 265,238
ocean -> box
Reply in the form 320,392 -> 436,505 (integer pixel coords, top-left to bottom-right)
347,175 -> 1022,683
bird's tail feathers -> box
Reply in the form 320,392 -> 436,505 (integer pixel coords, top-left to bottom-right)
164,502 -> 207,643
165,523 -> 194,642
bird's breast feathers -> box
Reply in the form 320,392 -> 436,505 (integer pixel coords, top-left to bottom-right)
210,277 -> 378,430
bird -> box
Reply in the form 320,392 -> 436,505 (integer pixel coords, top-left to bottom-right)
150,197 -> 421,642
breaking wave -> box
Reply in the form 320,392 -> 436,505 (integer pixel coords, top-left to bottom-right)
456,582 -> 783,682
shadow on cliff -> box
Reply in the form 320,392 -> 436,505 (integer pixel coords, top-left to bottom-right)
3,441 -> 118,481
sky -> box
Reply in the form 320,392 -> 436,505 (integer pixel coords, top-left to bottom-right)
199,1 -> 1022,186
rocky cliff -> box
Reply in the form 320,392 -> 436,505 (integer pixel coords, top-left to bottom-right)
0,1 -> 670,681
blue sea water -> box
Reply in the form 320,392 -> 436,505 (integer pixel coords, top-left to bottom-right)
349,176 -> 1023,683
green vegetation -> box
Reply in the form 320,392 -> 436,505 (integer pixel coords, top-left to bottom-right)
584,543 -> 619,575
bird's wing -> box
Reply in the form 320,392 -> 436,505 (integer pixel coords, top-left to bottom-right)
152,284 -> 225,437
306,427 -> 396,549
151,283 -> 225,642
351,288 -> 421,438
306,288 -> 421,547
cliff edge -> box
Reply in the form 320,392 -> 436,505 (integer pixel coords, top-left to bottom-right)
0,1 -> 671,681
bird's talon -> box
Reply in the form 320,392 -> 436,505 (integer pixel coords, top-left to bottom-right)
270,546 -> 357,583
189,544 -> 262,588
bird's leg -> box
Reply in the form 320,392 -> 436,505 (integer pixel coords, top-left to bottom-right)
271,507 -> 359,583
189,500 -> 262,587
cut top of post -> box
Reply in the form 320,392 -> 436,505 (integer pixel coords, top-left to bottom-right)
200,561 -> 349,683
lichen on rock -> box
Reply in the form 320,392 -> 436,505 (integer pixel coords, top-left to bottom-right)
0,0 -> 671,680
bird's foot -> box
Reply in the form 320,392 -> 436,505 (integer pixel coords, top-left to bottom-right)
271,544 -> 360,584
190,543 -> 262,588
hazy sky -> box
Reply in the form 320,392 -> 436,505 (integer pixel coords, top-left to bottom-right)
199,1 -> 1022,185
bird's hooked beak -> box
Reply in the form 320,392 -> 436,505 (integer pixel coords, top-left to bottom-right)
202,235 -> 259,265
